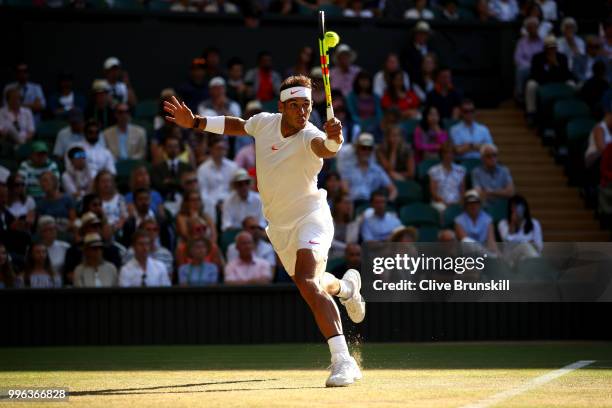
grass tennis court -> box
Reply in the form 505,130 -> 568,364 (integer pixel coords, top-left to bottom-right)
0,342 -> 611,407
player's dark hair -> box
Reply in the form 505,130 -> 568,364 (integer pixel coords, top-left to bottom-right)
280,75 -> 312,92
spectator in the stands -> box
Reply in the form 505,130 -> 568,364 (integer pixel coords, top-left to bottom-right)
63,211 -> 122,285
197,138 -> 238,207
489,0 -> 519,21
222,169 -> 264,231
330,242 -> 361,279
124,165 -> 165,217
472,144 -> 514,205
402,21 -> 433,92
53,108 -> 85,159
373,53 -> 410,98
376,125 -> 415,181
324,171 -> 349,207
204,0 -> 240,13
2,63 -> 45,123
0,178 -> 31,262
585,106 -> 612,169
62,145 -> 92,201
0,85 -> 35,145
176,215 -> 224,270
202,47 -> 225,86
427,67 -> 462,120
330,192 -> 360,260
198,77 -> 242,121
454,189 -> 497,252
37,171 -> 77,233
18,141 -> 60,199
102,103 -> 146,161
0,243 -> 17,288
534,0 -> 556,21
514,17 -> 544,103
178,237 -> 219,286
123,218 -> 174,279
244,51 -> 282,102
346,0 -> 376,17
413,105 -> 448,164
579,61 -> 610,117
439,0 -> 460,20
450,99 -> 493,160
498,194 -> 543,259
121,188 -> 156,243
73,232 -> 118,287
20,242 -> 58,288
413,53 -> 437,102
360,189 -> 402,242
48,72 -> 86,120
176,190 -> 217,243
85,79 -> 115,129
429,141 -> 466,213
557,17 -> 585,71
226,58 -> 248,107
475,0 -> 493,21
404,0 -> 434,19
170,169 -> 216,221
119,230 -> 171,287
572,36 -> 611,85
346,71 -> 383,134
330,44 -> 361,97
285,46 -> 314,78
525,35 -> 574,123
151,133 -> 193,200
224,231 -> 272,285
154,88 -> 177,132
6,174 -> 36,228
343,132 -> 397,203
521,2 -> 553,40
103,56 -> 137,108
438,229 -> 457,242
94,170 -> 128,235
226,216 -> 275,269
268,0 -> 299,14
80,119 -> 116,177
602,17 -> 612,59
381,71 -> 420,120
37,215 -> 70,278
177,57 -> 209,112
170,0 -> 198,13
389,225 -> 419,243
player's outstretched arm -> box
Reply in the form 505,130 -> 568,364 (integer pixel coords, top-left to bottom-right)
164,96 -> 248,136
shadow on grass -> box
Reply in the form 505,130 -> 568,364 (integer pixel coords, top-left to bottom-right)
1,343 -> 611,372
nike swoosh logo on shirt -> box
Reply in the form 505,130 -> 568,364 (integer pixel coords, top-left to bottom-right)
271,145 -> 279,151
308,240 -> 320,245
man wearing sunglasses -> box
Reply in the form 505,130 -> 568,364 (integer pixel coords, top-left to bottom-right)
449,99 -> 493,160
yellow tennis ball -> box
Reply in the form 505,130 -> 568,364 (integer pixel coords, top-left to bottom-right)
325,31 -> 340,49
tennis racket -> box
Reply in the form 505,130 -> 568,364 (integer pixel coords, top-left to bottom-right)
318,11 -> 335,121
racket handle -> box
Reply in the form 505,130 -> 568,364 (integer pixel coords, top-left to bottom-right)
326,105 -> 335,121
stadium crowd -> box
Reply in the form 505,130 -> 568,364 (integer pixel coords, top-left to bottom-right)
1,0 -> 610,289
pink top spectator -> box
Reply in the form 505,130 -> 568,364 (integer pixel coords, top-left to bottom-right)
235,143 -> 256,170
413,127 -> 448,163
224,256 -> 272,284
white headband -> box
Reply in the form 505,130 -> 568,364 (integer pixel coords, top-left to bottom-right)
280,86 -> 312,102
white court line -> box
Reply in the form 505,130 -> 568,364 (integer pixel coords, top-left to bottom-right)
461,360 -> 596,408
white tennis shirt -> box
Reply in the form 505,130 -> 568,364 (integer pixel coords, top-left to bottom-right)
244,112 -> 327,229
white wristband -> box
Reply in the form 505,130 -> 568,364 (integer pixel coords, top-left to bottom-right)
204,116 -> 225,134
324,138 -> 342,152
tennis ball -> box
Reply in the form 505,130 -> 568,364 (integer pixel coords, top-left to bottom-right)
325,31 -> 340,49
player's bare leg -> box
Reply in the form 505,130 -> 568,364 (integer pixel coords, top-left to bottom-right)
320,271 -> 366,324
293,249 -> 362,387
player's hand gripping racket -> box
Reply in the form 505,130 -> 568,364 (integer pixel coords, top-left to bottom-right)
318,11 -> 340,121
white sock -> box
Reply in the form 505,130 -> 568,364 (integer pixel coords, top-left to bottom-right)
327,334 -> 350,362
337,279 -> 353,300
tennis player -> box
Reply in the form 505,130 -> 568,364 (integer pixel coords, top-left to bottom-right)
165,75 -> 365,387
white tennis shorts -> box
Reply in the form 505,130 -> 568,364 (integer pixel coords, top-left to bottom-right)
265,205 -> 334,277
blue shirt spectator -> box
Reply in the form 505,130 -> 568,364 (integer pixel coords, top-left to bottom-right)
178,262 -> 219,286
455,210 -> 492,244
360,190 -> 402,241
125,189 -> 164,215
3,63 -> 46,123
454,190 -> 497,253
471,144 -> 515,205
450,100 -> 494,160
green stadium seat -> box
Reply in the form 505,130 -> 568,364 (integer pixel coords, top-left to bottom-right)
394,179 -> 423,206
0,158 -> 18,173
536,83 -> 575,109
148,0 -> 171,11
220,228 -> 241,254
458,7 -> 476,20
417,226 -> 439,242
553,99 -> 591,123
36,119 -> 67,141
566,117 -> 597,142
134,99 -> 159,119
442,203 -> 463,228
417,159 -> 440,180
0,140 -> 14,159
399,202 -> 439,227
400,119 -> 419,143
565,117 -> 597,185
461,158 -> 481,175
484,199 -> 508,224
326,257 -> 345,273
16,142 -> 33,161
443,118 -> 459,130
116,159 -> 148,193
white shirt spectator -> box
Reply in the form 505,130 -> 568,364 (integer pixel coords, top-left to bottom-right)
204,0 -> 239,13
344,9 -> 374,18
227,239 -> 276,268
197,158 -> 238,205
404,8 -> 434,20
558,36 -> 586,70
489,0 -> 519,21
222,190 -> 265,231
8,196 -> 36,219
428,163 -> 466,204
498,218 -> 543,252
536,0 -> 557,21
119,257 -> 171,287
102,193 -> 127,227
373,70 -> 410,98
47,240 -> 70,276
53,126 -> 87,158
3,81 -> 46,111
108,81 -> 128,106
0,106 -> 35,144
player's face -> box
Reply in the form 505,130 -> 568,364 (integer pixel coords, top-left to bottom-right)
279,97 -> 312,129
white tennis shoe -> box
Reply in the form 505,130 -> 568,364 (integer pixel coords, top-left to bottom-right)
325,356 -> 362,387
339,269 -> 366,323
